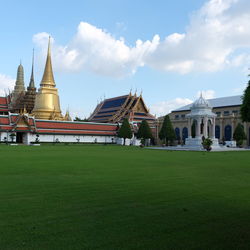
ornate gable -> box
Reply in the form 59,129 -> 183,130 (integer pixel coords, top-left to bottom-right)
11,114 -> 36,132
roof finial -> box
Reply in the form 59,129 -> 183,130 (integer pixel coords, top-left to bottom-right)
40,36 -> 55,86
28,49 -> 35,88
48,36 -> 51,55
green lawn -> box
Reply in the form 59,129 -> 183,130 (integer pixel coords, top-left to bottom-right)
0,145 -> 250,249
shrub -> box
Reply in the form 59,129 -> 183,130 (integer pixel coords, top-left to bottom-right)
202,138 -> 213,151
233,123 -> 246,147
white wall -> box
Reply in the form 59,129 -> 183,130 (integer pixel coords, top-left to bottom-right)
0,132 -> 14,142
27,133 -> 116,144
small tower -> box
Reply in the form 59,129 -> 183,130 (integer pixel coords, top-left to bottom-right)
11,63 -> 25,99
64,109 -> 72,121
10,63 -> 26,112
23,50 -> 37,113
28,49 -> 36,90
32,37 -> 63,120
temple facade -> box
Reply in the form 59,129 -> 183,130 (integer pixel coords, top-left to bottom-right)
159,95 -> 250,146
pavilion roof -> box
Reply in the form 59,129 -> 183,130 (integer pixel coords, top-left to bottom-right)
173,95 -> 242,112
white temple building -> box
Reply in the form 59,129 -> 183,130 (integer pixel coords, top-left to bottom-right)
185,94 -> 219,148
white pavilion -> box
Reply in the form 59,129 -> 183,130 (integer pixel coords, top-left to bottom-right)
185,94 -> 219,148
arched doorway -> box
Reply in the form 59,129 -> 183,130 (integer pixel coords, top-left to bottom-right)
182,127 -> 188,143
224,125 -> 232,141
191,120 -> 196,138
215,125 -> 220,139
175,127 -> 180,140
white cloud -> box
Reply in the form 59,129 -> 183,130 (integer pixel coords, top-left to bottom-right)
33,23 -> 159,78
232,84 -> 246,94
0,74 -> 15,96
150,98 -> 193,117
196,90 -> 216,99
33,0 -> 250,77
147,0 -> 250,74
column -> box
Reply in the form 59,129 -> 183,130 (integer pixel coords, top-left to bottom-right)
231,118 -> 234,140
188,118 -> 192,138
220,118 -> 223,141
197,118 -> 201,138
212,118 -> 216,139
204,117 -> 208,138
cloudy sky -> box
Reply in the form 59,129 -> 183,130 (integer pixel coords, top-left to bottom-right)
0,0 -> 250,118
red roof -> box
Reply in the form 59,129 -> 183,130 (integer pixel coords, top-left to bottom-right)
0,114 -> 118,135
37,129 -> 116,135
0,97 -> 7,105
0,117 -> 9,124
35,121 -> 117,131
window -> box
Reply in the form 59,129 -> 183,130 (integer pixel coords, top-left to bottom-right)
224,111 -> 230,116
216,112 -> 221,117
175,115 -> 179,119
181,114 -> 185,119
232,110 -> 238,114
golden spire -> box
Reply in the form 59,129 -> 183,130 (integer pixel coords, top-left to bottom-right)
41,37 -> 55,87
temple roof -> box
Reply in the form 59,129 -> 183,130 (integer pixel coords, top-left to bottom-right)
89,93 -> 156,123
0,96 -> 10,114
173,95 -> 242,112
0,114 -> 118,136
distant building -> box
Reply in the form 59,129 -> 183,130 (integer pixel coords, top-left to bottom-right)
159,95 -> 250,146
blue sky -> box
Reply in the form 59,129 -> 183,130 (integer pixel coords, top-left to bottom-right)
0,0 -> 249,118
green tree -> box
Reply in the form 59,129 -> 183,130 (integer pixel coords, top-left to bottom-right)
159,115 -> 176,145
118,118 -> 133,145
137,120 -> 153,145
74,117 -> 88,122
240,79 -> 250,122
233,123 -> 246,147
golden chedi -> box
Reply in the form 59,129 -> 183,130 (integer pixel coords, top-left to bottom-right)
32,37 -> 63,120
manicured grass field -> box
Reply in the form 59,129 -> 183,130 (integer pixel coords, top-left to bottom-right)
0,145 -> 250,249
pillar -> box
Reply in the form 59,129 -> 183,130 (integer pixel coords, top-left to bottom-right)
220,118 -> 223,141
188,118 -> 192,138
197,118 -> 201,138
231,118 -> 234,140
204,117 -> 208,138
212,118 -> 216,139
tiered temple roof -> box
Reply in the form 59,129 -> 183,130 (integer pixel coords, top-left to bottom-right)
0,113 -> 117,136
0,96 -> 11,115
89,93 -> 156,124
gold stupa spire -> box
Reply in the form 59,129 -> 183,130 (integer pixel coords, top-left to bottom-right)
41,37 -> 55,87
32,36 -> 63,120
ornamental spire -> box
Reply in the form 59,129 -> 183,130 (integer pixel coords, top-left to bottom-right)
14,62 -> 25,92
40,36 -> 55,87
28,49 -> 35,88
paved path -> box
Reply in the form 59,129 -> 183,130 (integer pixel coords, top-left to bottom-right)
148,146 -> 250,152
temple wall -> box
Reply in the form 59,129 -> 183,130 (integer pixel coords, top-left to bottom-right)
27,133 -> 116,144
0,131 -> 116,144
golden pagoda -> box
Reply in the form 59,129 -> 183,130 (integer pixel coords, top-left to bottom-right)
32,37 -> 63,120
